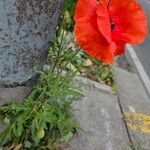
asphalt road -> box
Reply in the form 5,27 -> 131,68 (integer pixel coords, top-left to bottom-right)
132,0 -> 150,77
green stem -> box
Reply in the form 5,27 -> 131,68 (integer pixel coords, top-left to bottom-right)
56,47 -> 81,79
51,28 -> 65,74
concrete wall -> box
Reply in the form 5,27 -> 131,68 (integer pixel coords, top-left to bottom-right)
0,0 -> 65,86
0,0 -> 65,104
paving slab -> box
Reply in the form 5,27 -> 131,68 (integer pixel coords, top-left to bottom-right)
115,68 -> 150,149
0,86 -> 32,105
68,77 -> 131,150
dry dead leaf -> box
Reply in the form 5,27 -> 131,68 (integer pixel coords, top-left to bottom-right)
84,59 -> 93,67
13,144 -> 22,150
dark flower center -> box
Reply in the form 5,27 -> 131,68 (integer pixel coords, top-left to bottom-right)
111,20 -> 115,30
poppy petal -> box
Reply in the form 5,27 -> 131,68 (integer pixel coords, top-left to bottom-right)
96,0 -> 112,44
114,43 -> 126,56
109,0 -> 148,44
74,0 -> 98,21
74,16 -> 115,64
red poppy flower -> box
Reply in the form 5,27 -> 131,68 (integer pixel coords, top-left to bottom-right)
74,0 -> 148,64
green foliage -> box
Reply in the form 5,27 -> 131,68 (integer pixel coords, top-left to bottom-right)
0,0 -> 117,148
0,69 -> 83,149
49,30 -> 117,91
63,0 -> 77,31
58,0 -> 117,90
91,59 -> 118,92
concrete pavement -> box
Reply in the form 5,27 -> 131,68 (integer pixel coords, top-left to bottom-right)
0,67 -> 149,149
69,75 -> 131,150
115,68 -> 150,150
68,68 -> 150,150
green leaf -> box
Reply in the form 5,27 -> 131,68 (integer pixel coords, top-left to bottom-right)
31,119 -> 36,134
32,134 -> 40,145
12,119 -> 23,137
36,128 -> 45,139
17,121 -> 23,137
24,140 -> 32,148
4,117 -> 10,126
49,113 -> 57,129
62,132 -> 73,143
12,123 -> 17,137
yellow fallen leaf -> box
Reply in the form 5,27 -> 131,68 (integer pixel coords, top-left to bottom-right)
14,144 -> 22,150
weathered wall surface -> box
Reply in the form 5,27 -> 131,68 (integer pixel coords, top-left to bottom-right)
0,0 -> 65,86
